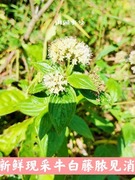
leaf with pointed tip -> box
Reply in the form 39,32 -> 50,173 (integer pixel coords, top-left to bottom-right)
0,88 -> 26,116
67,72 -> 97,92
0,118 -> 33,156
69,115 -> 94,140
49,87 -> 76,134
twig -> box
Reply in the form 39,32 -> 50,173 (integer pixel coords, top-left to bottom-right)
29,0 -> 35,17
24,0 -> 54,41
113,100 -> 135,105
48,0 -> 64,29
22,56 -> 29,72
0,50 -> 16,74
43,0 -> 64,60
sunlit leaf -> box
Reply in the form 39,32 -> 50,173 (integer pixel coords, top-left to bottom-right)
19,119 -> 47,157
106,78 -> 122,103
0,118 -> 33,156
32,61 -> 55,74
0,88 -> 26,116
22,44 -> 43,62
67,72 -> 97,92
96,45 -> 118,60
18,96 -> 49,116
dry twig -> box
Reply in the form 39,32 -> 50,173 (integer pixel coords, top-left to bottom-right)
24,0 -> 54,41
0,50 -> 16,74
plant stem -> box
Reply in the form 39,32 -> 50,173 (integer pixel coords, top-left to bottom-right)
94,139 -> 117,145
113,100 -> 135,105
43,0 -> 64,60
24,0 -> 54,41
29,0 -> 35,16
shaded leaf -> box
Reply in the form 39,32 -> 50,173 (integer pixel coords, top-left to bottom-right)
90,113 -> 114,133
94,144 -> 119,157
39,113 -> 52,140
49,87 -> 76,134
69,115 -> 94,140
47,128 -> 66,157
106,175 -> 120,180
80,89 -> 100,105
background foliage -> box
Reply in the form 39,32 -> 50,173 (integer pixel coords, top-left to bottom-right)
0,0 -> 135,179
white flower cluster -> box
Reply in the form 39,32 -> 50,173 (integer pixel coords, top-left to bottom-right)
129,51 -> 135,73
43,71 -> 67,94
48,37 -> 92,65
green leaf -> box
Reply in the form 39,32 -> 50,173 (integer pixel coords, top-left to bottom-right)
23,173 -> 54,180
9,36 -> 21,48
18,96 -> 49,116
122,144 -> 135,157
0,118 -> 33,156
69,115 -> 94,140
94,144 -> 119,157
47,128 -> 66,157
96,45 -> 118,60
106,175 -> 120,180
0,88 -> 26,116
29,83 -> 46,94
32,61 -> 55,74
106,78 -> 122,103
63,14 -> 90,38
57,136 -> 68,157
39,113 -> 52,140
54,175 -> 65,180
22,43 -> 43,62
90,113 -> 114,133
80,89 -> 100,105
67,72 -> 97,92
49,87 -> 76,134
75,175 -> 106,180
19,119 -> 47,157
122,122 -> 135,145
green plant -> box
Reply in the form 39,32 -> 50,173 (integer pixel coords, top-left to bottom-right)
1,0 -> 135,180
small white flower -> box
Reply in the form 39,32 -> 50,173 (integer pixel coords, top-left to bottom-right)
43,71 -> 67,94
48,37 -> 92,65
131,66 -> 135,74
129,51 -> 135,65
